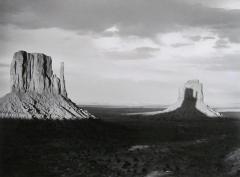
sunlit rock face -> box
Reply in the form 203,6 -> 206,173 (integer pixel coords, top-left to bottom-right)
164,80 -> 222,117
11,51 -> 53,93
0,51 -> 96,119
60,62 -> 68,98
10,51 -> 66,96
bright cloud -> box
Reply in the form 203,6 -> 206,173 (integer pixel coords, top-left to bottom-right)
105,25 -> 119,33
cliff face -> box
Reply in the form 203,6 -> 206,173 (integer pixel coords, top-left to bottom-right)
10,51 -> 67,96
0,51 -> 95,119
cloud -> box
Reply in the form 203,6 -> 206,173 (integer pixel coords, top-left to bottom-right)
181,0 -> 240,9
105,47 -> 160,60
171,43 -> 192,48
188,35 -> 202,41
104,25 -> 119,33
208,55 -> 240,71
214,39 -> 230,48
203,36 -> 216,40
93,35 -> 159,53
217,27 -> 240,43
135,47 -> 160,53
185,54 -> 240,72
1,0 -> 240,43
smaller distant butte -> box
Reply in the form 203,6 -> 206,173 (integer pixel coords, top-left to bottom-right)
129,80 -> 222,118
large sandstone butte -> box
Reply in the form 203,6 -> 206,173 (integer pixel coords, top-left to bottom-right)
130,80 -> 222,118
0,51 -> 95,119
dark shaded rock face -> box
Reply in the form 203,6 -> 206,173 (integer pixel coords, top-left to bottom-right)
0,51 -> 95,119
170,87 -> 207,118
184,88 -> 196,101
181,88 -> 197,109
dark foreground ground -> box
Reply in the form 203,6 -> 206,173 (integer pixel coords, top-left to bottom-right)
0,107 -> 240,177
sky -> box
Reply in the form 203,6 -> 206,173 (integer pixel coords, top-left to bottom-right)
0,0 -> 240,107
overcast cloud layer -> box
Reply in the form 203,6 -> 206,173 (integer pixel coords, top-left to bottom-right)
0,0 -> 239,107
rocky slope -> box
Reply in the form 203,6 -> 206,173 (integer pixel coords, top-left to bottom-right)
0,51 -> 95,119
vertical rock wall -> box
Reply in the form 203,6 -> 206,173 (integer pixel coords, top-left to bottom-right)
10,51 -> 67,96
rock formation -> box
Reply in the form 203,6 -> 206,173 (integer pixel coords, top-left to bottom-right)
0,51 -> 96,119
129,80 -> 222,118
161,80 -> 222,117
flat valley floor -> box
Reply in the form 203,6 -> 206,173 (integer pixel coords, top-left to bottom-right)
0,107 -> 240,177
